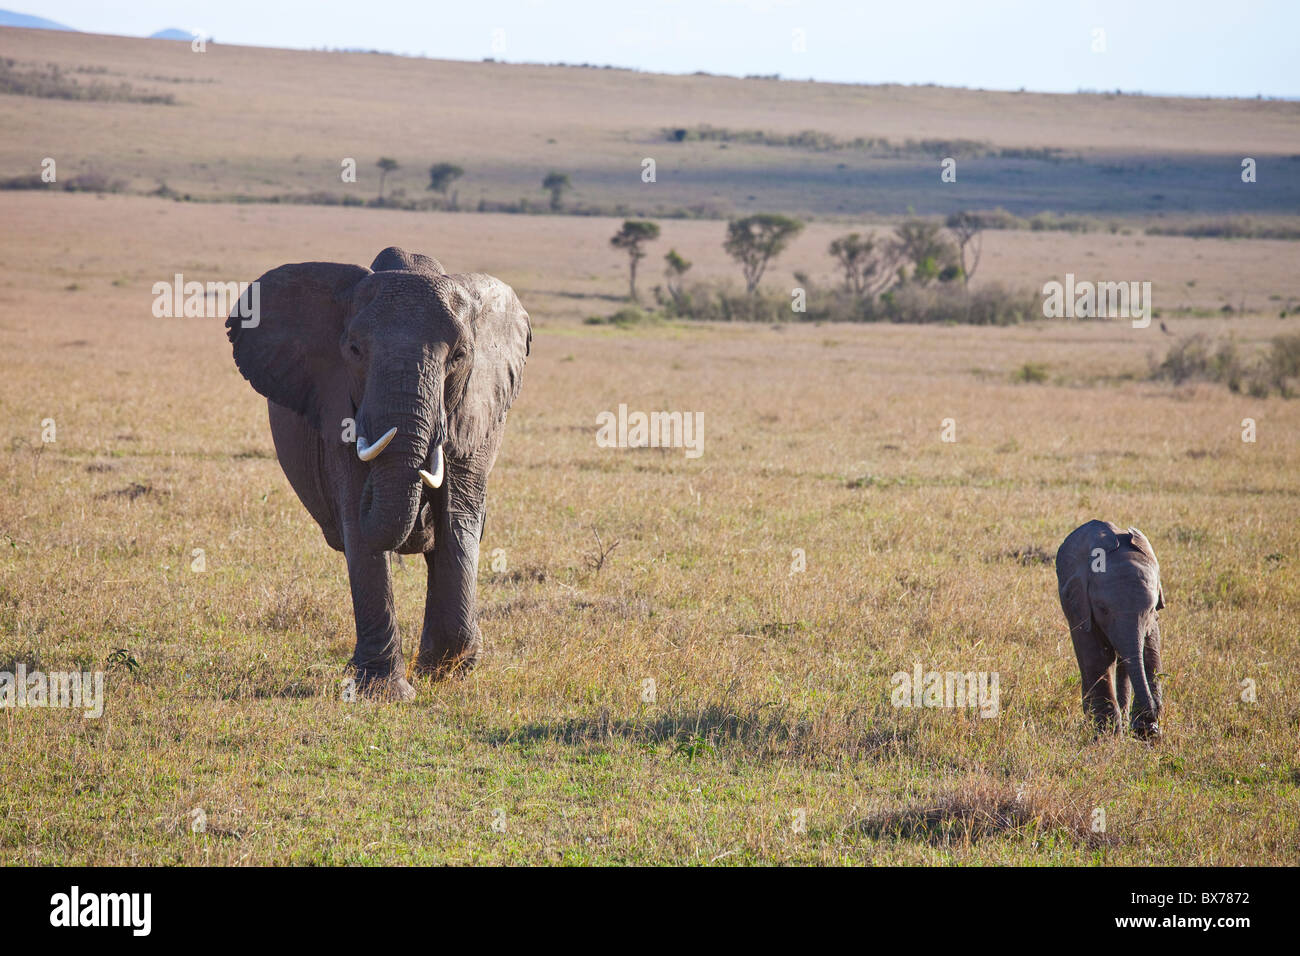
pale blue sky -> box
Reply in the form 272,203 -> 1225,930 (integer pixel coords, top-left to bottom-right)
20,0 -> 1299,98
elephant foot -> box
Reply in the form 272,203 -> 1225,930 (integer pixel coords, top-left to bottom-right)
353,668 -> 417,702
413,638 -> 481,681
414,620 -> 482,681
1087,704 -> 1121,737
1132,717 -> 1162,740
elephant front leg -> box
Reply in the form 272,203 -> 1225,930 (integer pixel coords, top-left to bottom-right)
415,507 -> 485,679
343,531 -> 415,700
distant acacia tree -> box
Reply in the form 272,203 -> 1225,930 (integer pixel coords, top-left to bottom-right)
664,248 -> 692,305
724,213 -> 804,294
892,218 -> 960,285
375,157 -> 399,201
542,171 -> 572,211
945,211 -> 984,286
610,220 -> 660,301
828,232 -> 898,297
427,162 -> 464,208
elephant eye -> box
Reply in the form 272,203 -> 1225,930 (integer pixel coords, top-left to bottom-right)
348,342 -> 362,358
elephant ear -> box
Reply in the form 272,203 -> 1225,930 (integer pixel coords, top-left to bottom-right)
1094,523 -> 1121,552
1056,553 -> 1093,638
1126,527 -> 1165,610
226,262 -> 370,429
438,273 -> 531,457
1125,527 -> 1158,562
370,246 -> 445,277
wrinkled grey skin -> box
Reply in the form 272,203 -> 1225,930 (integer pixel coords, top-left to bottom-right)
1056,520 -> 1166,738
226,247 -> 530,699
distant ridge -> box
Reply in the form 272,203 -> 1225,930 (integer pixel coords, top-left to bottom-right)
149,28 -> 204,41
0,8 -> 76,31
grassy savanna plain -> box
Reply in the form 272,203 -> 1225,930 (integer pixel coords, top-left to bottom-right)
0,29 -> 1298,865
1,194 -> 1297,865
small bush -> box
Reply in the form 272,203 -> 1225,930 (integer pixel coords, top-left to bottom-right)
1145,218 -> 1300,241
585,306 -> 662,327
880,282 -> 1038,326
1150,332 -> 1300,397
0,173 -> 46,190
1012,362 -> 1050,384
64,171 -> 126,193
1,170 -> 125,193
658,279 -> 1036,325
1263,333 -> 1300,397
656,281 -> 787,323
1028,211 -> 1098,233
1151,334 -> 1245,386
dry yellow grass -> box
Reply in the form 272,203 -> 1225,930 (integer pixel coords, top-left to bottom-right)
1,189 -> 1297,864
1,26 -> 1298,865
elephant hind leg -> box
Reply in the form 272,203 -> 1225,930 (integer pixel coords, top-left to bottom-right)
1084,656 -> 1120,734
1072,625 -> 1119,734
1144,619 -> 1164,726
1113,617 -> 1160,739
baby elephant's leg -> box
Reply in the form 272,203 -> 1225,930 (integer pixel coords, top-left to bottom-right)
1115,661 -> 1131,721
1073,630 -> 1120,732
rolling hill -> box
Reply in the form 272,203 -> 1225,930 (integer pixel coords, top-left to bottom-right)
1,25 -> 1298,223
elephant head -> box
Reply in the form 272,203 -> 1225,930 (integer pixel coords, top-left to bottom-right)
226,247 -> 530,554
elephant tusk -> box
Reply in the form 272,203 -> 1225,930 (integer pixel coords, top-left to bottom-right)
419,445 -> 444,489
356,426 -> 397,462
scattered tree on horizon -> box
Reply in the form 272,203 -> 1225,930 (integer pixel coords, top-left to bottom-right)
828,232 -> 899,297
375,157 -> 399,201
428,162 -> 464,193
664,248 -> 692,306
946,211 -> 984,287
892,218 -> 960,285
723,213 -> 804,294
610,220 -> 661,301
542,171 -> 572,212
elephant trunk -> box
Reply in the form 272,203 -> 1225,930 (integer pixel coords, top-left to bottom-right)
1111,614 -> 1160,737
356,370 -> 442,553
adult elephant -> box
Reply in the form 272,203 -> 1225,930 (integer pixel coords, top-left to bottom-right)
226,247 -> 530,699
1055,520 -> 1166,738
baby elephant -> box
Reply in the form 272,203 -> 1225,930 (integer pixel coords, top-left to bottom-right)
1056,520 -> 1166,738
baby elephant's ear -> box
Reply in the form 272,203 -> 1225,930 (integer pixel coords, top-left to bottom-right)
1095,524 -> 1121,552
1057,568 -> 1092,638
226,262 -> 370,428
1126,527 -> 1159,562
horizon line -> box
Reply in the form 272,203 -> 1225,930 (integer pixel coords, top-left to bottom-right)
2,22 -> 1297,105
